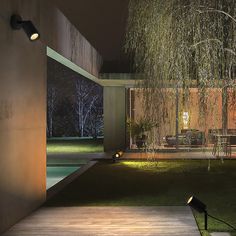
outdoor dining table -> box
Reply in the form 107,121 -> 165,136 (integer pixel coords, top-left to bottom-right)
212,134 -> 236,158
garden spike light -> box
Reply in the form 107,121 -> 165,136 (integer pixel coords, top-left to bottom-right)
187,196 -> 208,230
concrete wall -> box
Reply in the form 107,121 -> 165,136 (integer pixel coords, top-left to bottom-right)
104,87 -> 126,151
40,1 -> 102,77
0,2 -> 46,233
0,0 -> 102,233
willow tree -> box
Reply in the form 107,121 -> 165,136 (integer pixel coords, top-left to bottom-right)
125,0 -> 236,149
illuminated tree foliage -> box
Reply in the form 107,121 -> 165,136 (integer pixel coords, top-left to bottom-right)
125,0 -> 236,147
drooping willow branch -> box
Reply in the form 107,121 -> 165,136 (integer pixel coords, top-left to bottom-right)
191,39 -> 236,56
125,0 -> 236,150
196,8 -> 236,24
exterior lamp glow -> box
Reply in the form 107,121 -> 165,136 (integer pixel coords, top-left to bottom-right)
112,151 -> 124,162
10,14 -> 40,41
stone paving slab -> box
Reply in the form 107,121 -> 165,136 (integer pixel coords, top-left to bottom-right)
210,233 -> 231,236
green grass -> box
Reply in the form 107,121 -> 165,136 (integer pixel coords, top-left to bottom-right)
47,137 -> 104,154
46,160 -> 236,235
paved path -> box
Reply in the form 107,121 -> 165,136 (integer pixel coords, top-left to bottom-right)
123,151 -> 216,159
48,151 -> 236,162
4,206 -> 200,236
210,233 -> 231,236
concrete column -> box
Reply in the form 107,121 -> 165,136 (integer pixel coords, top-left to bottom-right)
104,87 -> 126,152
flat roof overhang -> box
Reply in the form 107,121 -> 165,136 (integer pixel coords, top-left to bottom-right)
47,47 -> 137,87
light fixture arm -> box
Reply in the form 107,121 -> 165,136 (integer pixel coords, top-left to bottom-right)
10,14 -> 23,30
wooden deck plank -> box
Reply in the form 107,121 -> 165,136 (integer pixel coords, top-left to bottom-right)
3,206 -> 200,236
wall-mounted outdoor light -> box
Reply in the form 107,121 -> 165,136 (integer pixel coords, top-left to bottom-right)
10,14 -> 40,41
187,195 -> 236,231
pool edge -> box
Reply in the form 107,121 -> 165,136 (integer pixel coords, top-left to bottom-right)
46,161 -> 97,200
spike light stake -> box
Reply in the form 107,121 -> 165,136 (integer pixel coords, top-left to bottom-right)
187,196 -> 236,231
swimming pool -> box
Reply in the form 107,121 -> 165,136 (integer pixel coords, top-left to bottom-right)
46,166 -> 81,189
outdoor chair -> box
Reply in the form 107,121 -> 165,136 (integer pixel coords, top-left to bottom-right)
212,135 -> 231,158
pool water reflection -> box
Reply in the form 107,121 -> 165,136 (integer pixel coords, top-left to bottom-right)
46,166 -> 81,189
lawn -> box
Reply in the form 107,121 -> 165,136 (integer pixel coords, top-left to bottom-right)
47,137 -> 104,154
46,160 -> 236,236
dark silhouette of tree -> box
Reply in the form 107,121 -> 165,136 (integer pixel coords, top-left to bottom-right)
47,57 -> 103,138
74,78 -> 103,137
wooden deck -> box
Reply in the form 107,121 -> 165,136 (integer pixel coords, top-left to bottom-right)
4,206 -> 200,236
